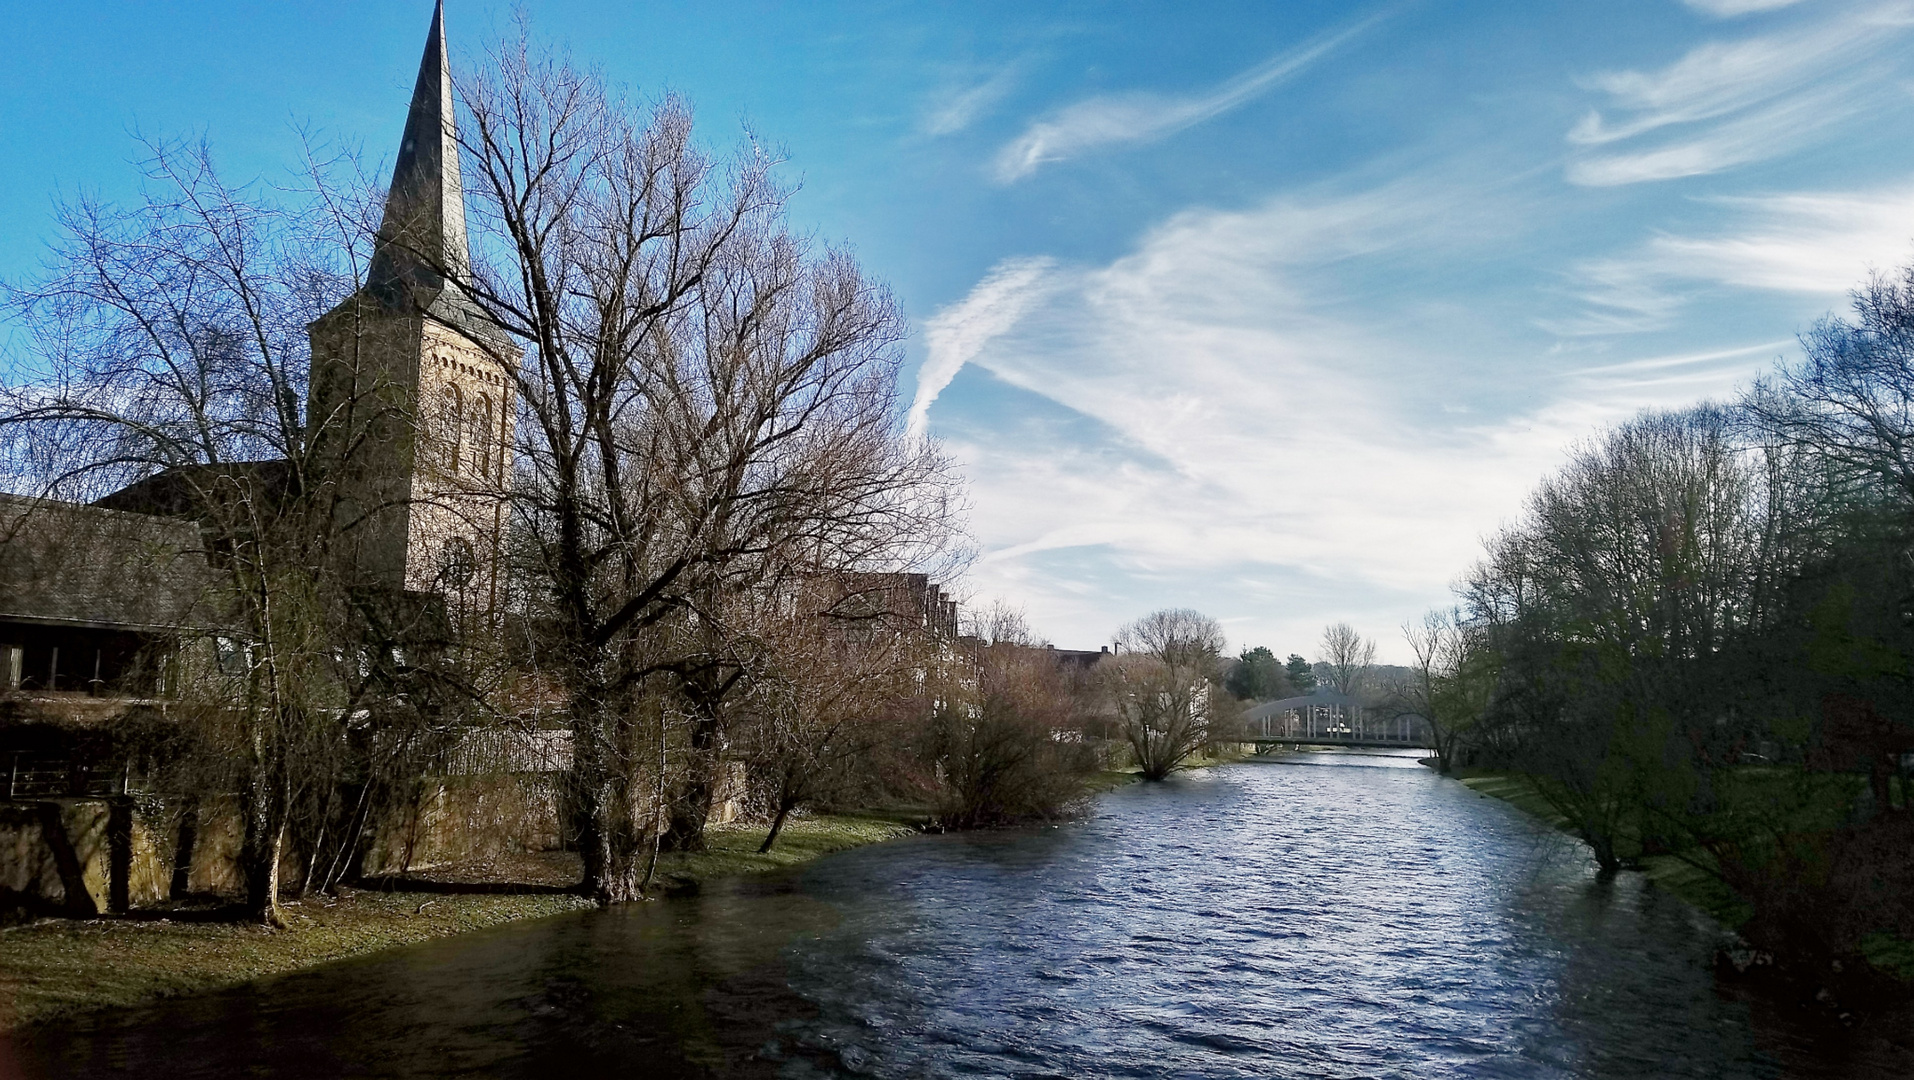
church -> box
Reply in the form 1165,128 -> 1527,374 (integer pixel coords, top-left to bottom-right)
0,1 -> 519,916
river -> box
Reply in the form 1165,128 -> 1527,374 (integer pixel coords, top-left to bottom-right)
9,752 -> 1908,1078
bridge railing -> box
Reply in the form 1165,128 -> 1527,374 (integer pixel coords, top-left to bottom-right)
1244,707 -> 1431,746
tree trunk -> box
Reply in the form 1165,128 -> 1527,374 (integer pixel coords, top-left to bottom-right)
240,770 -> 287,927
35,802 -> 99,918
759,797 -> 797,854
584,772 -> 647,904
169,796 -> 199,900
570,688 -> 652,905
661,699 -> 722,853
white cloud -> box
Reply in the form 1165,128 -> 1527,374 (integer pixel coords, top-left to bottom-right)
1567,3 -> 1914,185
1682,0 -> 1806,16
921,182 -> 1622,656
991,11 -> 1387,183
907,257 -> 1056,441
1649,186 -> 1914,292
922,155 -> 1912,653
923,68 -> 1020,136
1553,182 -> 1914,330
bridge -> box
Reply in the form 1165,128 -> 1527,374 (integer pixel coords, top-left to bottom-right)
1239,693 -> 1433,754
1240,735 -> 1433,754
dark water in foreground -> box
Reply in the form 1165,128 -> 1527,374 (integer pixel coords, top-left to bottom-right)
9,753 -> 1910,1078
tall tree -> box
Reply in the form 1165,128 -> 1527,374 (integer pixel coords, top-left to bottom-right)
1284,653 -> 1316,692
0,137 -> 445,925
1107,608 -> 1229,780
1225,645 -> 1288,701
1318,622 -> 1376,697
1398,609 -> 1494,773
446,30 -> 961,899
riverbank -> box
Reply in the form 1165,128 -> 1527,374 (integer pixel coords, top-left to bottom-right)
1447,770 -> 1750,929
0,812 -> 916,1030
1448,767 -> 1914,999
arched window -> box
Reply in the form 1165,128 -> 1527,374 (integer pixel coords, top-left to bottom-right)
437,536 -> 476,588
439,386 -> 463,472
469,395 -> 492,478
495,398 -> 512,483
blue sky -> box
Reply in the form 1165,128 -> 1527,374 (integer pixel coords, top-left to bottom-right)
5,1 -> 1914,660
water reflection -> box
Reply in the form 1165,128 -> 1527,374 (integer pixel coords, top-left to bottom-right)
10,754 -> 1906,1078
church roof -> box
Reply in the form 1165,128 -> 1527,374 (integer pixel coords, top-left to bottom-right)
364,0 -> 499,346
0,495 -> 223,633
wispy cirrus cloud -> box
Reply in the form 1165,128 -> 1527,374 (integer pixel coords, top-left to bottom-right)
1566,2 -> 1914,186
923,67 -> 1020,136
920,179 -> 1595,654
1553,181 -> 1914,334
1648,186 -> 1914,293
907,256 -> 1055,440
991,9 -> 1390,183
1682,0 -> 1807,17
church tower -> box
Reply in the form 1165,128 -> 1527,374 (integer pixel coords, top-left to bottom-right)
307,0 -> 516,621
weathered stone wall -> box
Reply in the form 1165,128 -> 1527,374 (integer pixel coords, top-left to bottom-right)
0,799 -> 168,916
0,772 -> 566,914
361,773 -> 565,876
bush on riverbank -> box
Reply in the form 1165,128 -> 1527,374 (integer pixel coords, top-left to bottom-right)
1455,767 -> 1914,994
922,610 -> 1104,829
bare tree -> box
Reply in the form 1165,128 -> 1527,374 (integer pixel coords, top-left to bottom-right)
1398,608 -> 1493,773
733,577 -> 940,853
1107,609 -> 1227,780
446,32 -> 962,901
0,138 -> 469,924
925,604 -> 1095,827
1318,621 -> 1376,697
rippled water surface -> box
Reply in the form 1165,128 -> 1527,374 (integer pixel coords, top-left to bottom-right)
10,753 -> 1907,1078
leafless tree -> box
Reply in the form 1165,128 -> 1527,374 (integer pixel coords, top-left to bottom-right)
926,604 -> 1095,827
1107,608 -> 1228,780
0,138 -> 478,924
446,32 -> 962,901
1318,621 -> 1376,698
733,578 -> 940,852
1398,608 -> 1493,773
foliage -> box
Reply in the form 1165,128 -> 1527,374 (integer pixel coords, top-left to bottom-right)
1224,645 -> 1289,701
1454,264 -> 1914,978
1284,653 -> 1316,692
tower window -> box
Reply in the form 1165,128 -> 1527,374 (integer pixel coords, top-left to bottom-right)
470,395 -> 492,478
438,537 -> 476,588
439,386 -> 463,471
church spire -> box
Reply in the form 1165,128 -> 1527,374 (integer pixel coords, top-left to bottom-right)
367,0 -> 471,307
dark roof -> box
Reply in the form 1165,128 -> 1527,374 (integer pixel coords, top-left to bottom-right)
357,0 -> 511,351
91,460 -> 294,519
0,495 -> 222,632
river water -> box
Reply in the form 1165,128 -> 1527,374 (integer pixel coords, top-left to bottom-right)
9,752 -> 1908,1078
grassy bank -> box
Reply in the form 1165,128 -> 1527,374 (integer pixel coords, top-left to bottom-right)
0,813 -> 917,1030
1449,769 -> 1752,929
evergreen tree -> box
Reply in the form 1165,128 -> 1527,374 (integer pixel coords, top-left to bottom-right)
1285,653 -> 1316,692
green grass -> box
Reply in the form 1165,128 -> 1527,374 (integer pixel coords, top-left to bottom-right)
0,812 -> 916,1030
650,812 -> 919,888
1452,769 -> 1755,928
0,890 -> 595,1030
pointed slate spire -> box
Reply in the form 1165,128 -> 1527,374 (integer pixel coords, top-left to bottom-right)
368,0 -> 471,307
